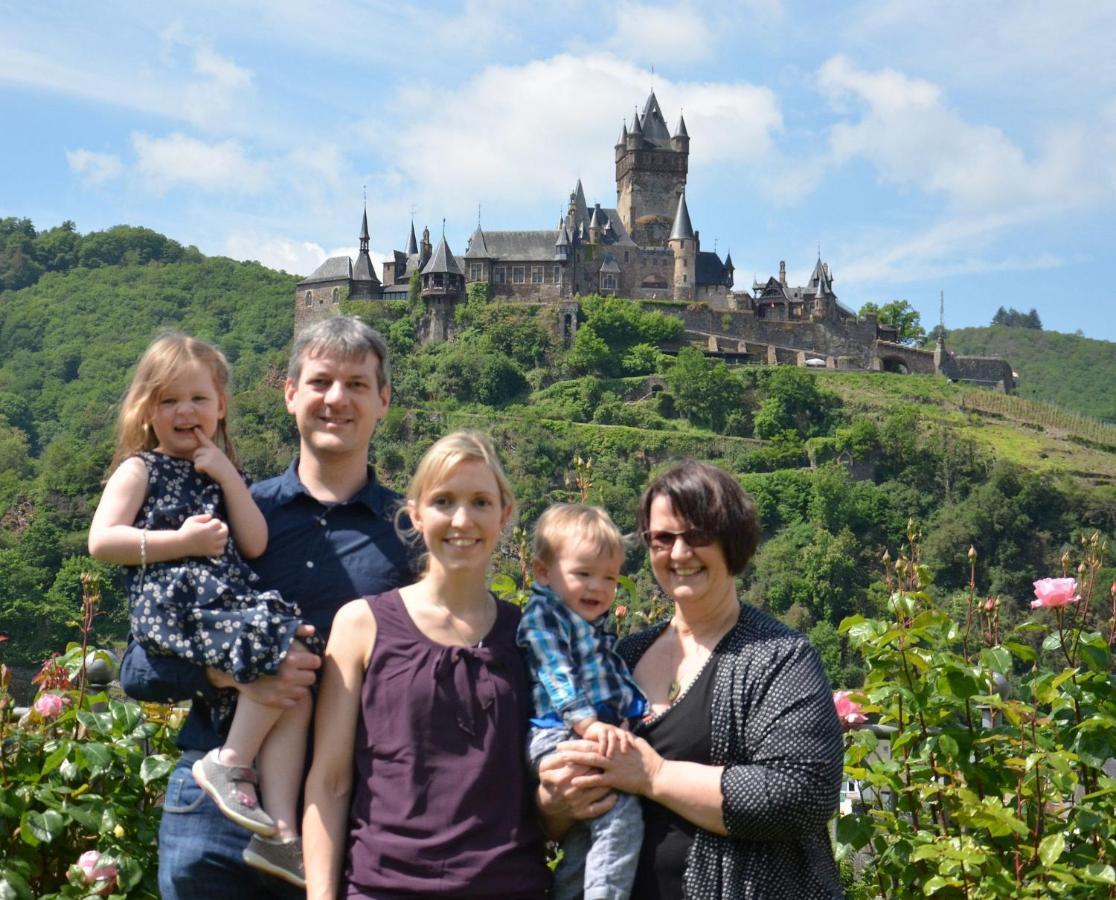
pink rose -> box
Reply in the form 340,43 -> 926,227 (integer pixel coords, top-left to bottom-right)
33,692 -> 64,719
1031,577 -> 1079,609
833,690 -> 868,729
614,605 -> 628,619
76,850 -> 117,893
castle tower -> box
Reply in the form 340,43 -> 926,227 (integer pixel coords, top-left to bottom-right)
668,191 -> 696,301
420,236 -> 464,343
350,205 -> 381,300
616,91 -> 689,247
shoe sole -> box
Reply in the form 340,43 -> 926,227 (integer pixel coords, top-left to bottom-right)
191,759 -> 277,837
243,844 -> 306,889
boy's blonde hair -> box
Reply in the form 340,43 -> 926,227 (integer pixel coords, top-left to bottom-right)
533,503 -> 624,567
111,333 -> 237,472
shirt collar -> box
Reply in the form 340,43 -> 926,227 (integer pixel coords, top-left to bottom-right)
274,456 -> 393,518
531,582 -> 613,630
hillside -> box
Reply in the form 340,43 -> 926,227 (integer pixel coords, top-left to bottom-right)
946,325 -> 1116,421
1,233 -> 1114,690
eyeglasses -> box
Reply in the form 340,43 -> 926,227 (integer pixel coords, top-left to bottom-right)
642,529 -> 717,551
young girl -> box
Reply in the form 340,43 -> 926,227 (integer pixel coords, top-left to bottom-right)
303,431 -> 550,899
89,333 -> 317,888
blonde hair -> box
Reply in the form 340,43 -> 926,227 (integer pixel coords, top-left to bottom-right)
406,430 -> 515,516
533,503 -> 624,567
110,333 -> 237,472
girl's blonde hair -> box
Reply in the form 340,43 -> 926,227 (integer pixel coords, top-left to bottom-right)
110,333 -> 238,471
398,431 -> 516,568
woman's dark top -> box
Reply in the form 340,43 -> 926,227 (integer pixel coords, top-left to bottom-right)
344,589 -> 550,899
631,655 -> 718,900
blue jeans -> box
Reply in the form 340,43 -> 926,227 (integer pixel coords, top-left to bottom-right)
158,752 -> 302,900
529,726 -> 643,900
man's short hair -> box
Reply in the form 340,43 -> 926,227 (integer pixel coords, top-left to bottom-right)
637,460 -> 760,575
533,503 -> 624,567
288,316 -> 390,391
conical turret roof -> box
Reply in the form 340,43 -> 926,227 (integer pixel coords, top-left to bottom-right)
640,91 -> 672,147
353,205 -> 379,285
674,114 -> 689,139
421,237 -> 464,277
669,192 -> 695,241
464,224 -> 490,259
405,221 -> 418,256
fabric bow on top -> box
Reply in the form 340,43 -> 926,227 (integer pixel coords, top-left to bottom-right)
432,644 -> 500,736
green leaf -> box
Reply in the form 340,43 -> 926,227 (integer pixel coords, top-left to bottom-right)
21,808 -> 64,844
40,741 -> 71,777
140,754 -> 174,786
835,813 -> 874,850
78,742 -> 113,775
923,876 -> 957,894
911,843 -> 941,862
1084,863 -> 1116,885
1038,832 -> 1065,868
1077,631 -> 1111,672
488,573 -> 517,598
1003,641 -> 1036,662
979,646 -> 1012,674
1041,633 -> 1063,652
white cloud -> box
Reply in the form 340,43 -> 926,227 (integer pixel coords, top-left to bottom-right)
66,149 -> 124,186
376,54 -> 780,224
222,231 -> 387,278
818,55 -> 1092,216
132,132 -> 269,193
608,3 -> 715,63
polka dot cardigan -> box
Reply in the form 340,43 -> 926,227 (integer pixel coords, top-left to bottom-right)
618,603 -> 845,899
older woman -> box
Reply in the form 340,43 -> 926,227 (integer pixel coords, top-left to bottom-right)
542,460 -> 844,899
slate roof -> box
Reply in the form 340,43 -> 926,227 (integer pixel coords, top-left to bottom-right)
599,253 -> 621,273
639,91 -> 672,148
421,237 -> 464,276
405,222 -> 418,256
478,230 -> 561,261
300,256 -> 351,285
352,250 -> 380,285
696,250 -> 729,286
669,192 -> 695,241
464,225 -> 491,259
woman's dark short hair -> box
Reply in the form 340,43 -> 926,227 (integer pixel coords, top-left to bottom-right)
637,460 -> 760,575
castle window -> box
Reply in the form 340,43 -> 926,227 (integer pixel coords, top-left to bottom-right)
304,291 -> 312,307
331,288 -> 340,304
494,266 -> 506,284
469,263 -> 483,281
513,266 -> 525,284
532,266 -> 543,284
601,273 -> 617,292
683,274 -> 688,283
553,265 -> 562,283
624,251 -> 629,263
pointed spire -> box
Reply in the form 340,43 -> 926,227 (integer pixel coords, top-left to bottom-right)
725,251 -> 734,271
359,205 -> 370,250
669,191 -> 694,241
673,113 -> 689,139
555,224 -> 570,247
616,121 -> 628,146
588,205 -> 600,228
406,220 -> 418,256
629,109 -> 643,137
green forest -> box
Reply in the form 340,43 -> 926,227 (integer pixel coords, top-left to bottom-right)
2,218 -> 1115,693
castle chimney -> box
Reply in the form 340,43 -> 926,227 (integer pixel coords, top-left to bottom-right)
779,260 -> 786,286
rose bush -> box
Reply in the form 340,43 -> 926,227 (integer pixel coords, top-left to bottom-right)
0,574 -> 177,899
836,528 -> 1116,898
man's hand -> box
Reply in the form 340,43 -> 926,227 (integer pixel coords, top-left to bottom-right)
207,624 -> 319,708
536,738 -> 616,838
178,513 -> 229,557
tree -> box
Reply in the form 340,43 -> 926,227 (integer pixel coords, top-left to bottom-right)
861,299 -> 925,345
664,347 -> 747,432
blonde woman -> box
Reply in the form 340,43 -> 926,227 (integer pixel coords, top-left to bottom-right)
304,432 -> 550,899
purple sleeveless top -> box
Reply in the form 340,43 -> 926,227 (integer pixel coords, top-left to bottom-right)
343,590 -> 550,899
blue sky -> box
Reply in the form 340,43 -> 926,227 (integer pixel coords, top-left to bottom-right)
2,1 -> 1114,340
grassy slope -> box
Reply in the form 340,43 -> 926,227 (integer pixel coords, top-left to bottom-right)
815,371 -> 1116,484
947,326 -> 1116,421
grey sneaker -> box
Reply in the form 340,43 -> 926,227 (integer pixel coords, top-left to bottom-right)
243,835 -> 305,888
191,752 -> 276,836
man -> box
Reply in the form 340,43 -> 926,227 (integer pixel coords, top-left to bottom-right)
121,316 -> 411,898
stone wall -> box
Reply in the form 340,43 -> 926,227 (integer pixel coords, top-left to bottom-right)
294,281 -> 347,332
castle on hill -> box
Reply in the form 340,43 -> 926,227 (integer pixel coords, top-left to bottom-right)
294,91 -> 1015,391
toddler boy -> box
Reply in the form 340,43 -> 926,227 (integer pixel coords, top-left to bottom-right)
517,503 -> 646,900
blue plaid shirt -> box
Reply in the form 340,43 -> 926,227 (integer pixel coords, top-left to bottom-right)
516,583 -> 646,729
